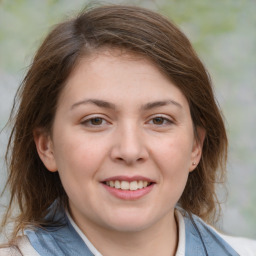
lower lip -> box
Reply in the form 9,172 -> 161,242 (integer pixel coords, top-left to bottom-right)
102,183 -> 154,200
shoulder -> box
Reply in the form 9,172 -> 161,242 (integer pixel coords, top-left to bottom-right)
0,236 -> 39,256
0,247 -> 22,256
179,209 -> 256,256
201,219 -> 256,256
217,231 -> 256,256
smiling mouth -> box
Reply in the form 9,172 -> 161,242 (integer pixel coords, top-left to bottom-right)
103,180 -> 153,191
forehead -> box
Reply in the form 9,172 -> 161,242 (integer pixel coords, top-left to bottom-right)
58,49 -> 189,111
68,47 -> 167,82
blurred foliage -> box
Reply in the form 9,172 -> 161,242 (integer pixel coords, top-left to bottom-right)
0,0 -> 255,238
0,0 -> 86,71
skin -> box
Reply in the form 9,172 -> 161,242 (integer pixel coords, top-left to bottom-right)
35,49 -> 205,256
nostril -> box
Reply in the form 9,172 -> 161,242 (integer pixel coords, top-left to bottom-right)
114,156 -> 144,165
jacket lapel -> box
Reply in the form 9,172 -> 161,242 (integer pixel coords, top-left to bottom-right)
25,204 -> 94,256
184,213 -> 240,256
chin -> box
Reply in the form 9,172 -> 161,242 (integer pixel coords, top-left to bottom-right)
103,212 -> 156,233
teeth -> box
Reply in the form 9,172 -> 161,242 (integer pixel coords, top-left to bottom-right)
115,180 -> 121,189
130,181 -> 138,191
121,181 -> 129,190
105,180 -> 151,190
138,180 -> 143,189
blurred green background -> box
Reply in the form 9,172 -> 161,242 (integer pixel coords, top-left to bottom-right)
0,0 -> 255,239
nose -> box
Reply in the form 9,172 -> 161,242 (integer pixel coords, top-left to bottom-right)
110,123 -> 149,165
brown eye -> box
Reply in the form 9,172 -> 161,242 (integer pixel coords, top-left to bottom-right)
90,117 -> 103,125
149,116 -> 173,127
152,117 -> 165,125
81,116 -> 110,129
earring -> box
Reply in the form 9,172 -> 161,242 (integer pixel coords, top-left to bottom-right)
192,162 -> 196,166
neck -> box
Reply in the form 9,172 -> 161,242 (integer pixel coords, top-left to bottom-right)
72,210 -> 178,256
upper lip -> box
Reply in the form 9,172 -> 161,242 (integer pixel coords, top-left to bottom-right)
101,175 -> 155,183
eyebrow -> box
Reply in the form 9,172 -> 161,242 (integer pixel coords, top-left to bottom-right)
141,100 -> 182,110
71,99 -> 116,110
70,98 -> 182,111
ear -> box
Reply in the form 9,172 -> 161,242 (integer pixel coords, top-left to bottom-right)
189,126 -> 206,172
33,128 -> 57,172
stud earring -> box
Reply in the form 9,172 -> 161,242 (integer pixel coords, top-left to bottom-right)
192,162 -> 196,166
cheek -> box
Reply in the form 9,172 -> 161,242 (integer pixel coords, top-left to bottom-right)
153,134 -> 193,170
53,133 -> 108,182
155,142 -> 191,201
152,134 -> 193,194
53,140 -> 106,204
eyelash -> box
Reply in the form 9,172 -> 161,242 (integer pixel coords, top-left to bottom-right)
81,115 -> 174,128
147,116 -> 173,126
81,116 -> 109,127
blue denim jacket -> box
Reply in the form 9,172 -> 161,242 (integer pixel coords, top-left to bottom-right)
25,207 -> 239,256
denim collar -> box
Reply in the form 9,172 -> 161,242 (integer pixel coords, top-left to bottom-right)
25,205 -> 239,256
25,204 -> 93,256
184,211 -> 239,256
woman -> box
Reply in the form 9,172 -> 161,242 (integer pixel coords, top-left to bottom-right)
0,5 -> 255,256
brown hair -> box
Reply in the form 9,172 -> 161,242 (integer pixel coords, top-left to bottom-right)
1,5 -> 227,242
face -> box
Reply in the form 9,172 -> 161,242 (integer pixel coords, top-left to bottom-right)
35,50 -> 204,234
